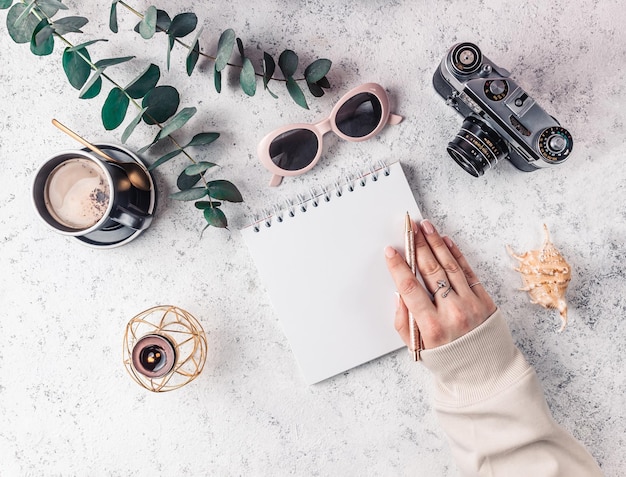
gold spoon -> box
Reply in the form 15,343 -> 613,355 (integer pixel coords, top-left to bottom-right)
51,119 -> 151,191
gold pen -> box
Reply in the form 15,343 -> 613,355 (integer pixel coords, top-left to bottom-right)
405,212 -> 421,361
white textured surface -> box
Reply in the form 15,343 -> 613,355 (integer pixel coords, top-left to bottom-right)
1,1 -> 625,476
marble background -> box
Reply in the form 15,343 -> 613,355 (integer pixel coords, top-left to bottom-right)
1,0 -> 625,475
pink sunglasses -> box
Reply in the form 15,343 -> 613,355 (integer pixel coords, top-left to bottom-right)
257,83 -> 403,186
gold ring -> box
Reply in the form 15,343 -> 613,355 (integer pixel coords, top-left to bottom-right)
468,281 -> 481,288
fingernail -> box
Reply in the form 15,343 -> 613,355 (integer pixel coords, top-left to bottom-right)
420,219 -> 435,235
443,236 -> 454,249
384,246 -> 397,258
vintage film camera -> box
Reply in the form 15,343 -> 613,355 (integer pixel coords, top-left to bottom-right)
433,42 -> 573,177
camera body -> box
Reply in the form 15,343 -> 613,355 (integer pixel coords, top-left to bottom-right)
433,42 -> 573,177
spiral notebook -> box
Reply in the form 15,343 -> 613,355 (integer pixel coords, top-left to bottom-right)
241,161 -> 422,384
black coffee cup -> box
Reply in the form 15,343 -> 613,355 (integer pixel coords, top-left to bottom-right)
32,149 -> 153,236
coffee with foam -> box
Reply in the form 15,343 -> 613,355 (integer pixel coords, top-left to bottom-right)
44,158 -> 110,230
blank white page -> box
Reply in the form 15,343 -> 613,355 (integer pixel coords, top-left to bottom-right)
241,162 -> 422,384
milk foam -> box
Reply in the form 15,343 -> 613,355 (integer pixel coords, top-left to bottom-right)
44,158 -> 110,229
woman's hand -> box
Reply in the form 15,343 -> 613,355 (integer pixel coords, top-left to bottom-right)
385,219 -> 497,350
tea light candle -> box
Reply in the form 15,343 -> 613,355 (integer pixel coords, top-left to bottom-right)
131,334 -> 176,378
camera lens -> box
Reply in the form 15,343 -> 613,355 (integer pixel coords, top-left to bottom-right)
131,334 -> 176,378
450,43 -> 482,75
447,116 -> 509,177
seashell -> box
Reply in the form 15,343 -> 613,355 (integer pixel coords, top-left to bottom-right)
507,224 -> 572,332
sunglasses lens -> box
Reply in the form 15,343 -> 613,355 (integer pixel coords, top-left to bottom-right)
269,129 -> 319,171
335,93 -> 383,138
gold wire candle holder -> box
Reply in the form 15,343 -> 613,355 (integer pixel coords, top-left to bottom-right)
123,305 -> 208,393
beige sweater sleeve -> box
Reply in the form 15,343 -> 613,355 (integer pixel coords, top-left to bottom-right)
420,309 -> 603,477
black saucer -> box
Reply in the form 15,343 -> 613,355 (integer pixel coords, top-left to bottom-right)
76,144 -> 156,249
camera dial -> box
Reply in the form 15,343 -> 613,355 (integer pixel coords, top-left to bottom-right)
537,126 -> 573,162
450,43 -> 482,75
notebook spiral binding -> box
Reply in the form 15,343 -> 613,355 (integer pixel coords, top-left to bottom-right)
249,160 -> 392,232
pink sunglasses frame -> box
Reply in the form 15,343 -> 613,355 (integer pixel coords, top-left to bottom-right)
257,82 -> 403,186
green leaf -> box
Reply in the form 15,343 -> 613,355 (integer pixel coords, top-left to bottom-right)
185,26 -> 203,76
6,3 -> 39,43
207,180 -> 243,202
155,9 -> 171,31
121,107 -> 148,144
262,52 -> 275,88
62,47 -> 91,89
38,0 -> 68,11
147,148 -> 182,170
195,201 -> 221,209
169,187 -> 208,201
79,68 -> 102,99
215,28 -> 235,72
286,77 -> 308,109
141,85 -> 180,125
214,65 -> 222,93
109,1 -> 118,33
185,132 -> 220,147
204,206 -> 228,228
304,58 -> 332,83
94,56 -> 135,69
278,49 -> 298,78
316,76 -> 331,89
13,0 -> 36,26
0,0 -> 14,10
158,106 -> 197,139
177,170 -> 201,190
67,38 -> 108,51
307,81 -> 324,98
125,63 -> 160,99
138,132 -> 161,154
139,6 -> 157,39
240,57 -> 256,97
167,12 -> 197,38
52,16 -> 88,35
101,87 -> 130,130
30,19 -> 54,56
184,161 -> 217,175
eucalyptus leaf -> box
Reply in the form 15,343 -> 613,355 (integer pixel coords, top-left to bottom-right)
278,49 -> 298,78
184,161 -> 217,175
138,132 -> 160,154
67,38 -> 108,52
158,106 -> 197,139
101,87 -> 130,130
94,56 -> 135,69
304,58 -> 332,83
79,68 -> 102,99
0,0 -> 14,10
317,76 -> 331,89
30,19 -> 54,56
186,39 -> 200,76
207,180 -> 243,202
167,12 -> 197,38
307,81 -> 324,98
214,65 -> 222,93
52,16 -> 88,35
155,9 -> 171,31
195,201 -> 221,209
177,171 -> 201,190
6,3 -> 39,43
121,107 -> 148,143
125,63 -> 160,99
169,187 -> 207,201
236,37 -> 244,57
147,148 -> 182,170
204,206 -> 227,228
13,0 -> 35,26
185,132 -> 220,147
138,6 -> 157,39
141,85 -> 180,125
215,28 -> 235,72
109,1 -> 118,33
38,0 -> 68,11
62,47 -> 91,89
34,23 -> 54,47
286,76 -> 308,109
262,52 -> 275,88
185,26 -> 203,76
239,57 -> 256,97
